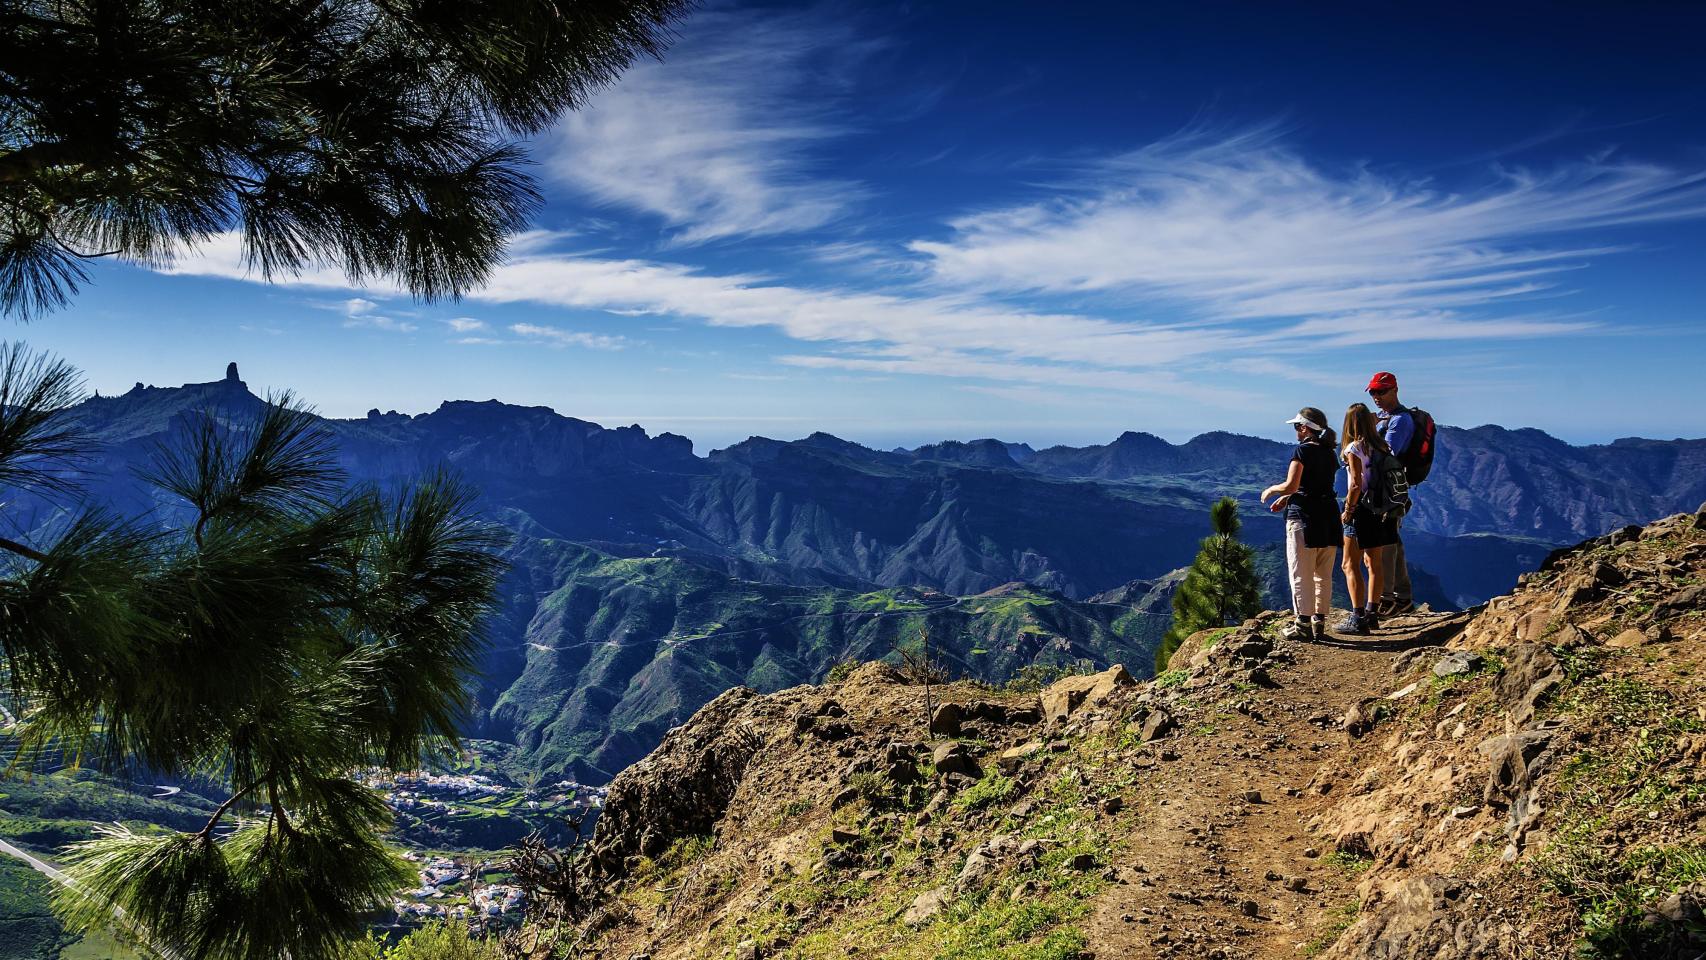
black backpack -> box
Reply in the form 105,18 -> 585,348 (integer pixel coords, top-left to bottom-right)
1396,406 -> 1438,485
1364,446 -> 1412,518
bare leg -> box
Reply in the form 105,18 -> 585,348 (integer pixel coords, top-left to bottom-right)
1341,537 -> 1365,611
1364,545 -> 1384,610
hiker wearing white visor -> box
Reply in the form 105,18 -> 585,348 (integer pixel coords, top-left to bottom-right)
1261,407 -> 1342,641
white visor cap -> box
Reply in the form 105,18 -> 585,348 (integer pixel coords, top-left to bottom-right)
1284,413 -> 1327,434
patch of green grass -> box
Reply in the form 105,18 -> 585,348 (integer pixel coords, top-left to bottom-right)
1557,645 -> 1611,686
1533,671 -> 1706,957
1539,843 -> 1706,958
1302,900 -> 1360,957
0,814 -> 94,849
1414,652 -> 1505,713
845,771 -> 897,809
1201,626 -> 1235,651
1323,850 -> 1374,876
953,774 -> 1017,812
58,929 -> 146,960
1151,669 -> 1189,689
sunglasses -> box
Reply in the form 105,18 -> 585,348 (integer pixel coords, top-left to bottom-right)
1369,387 -> 1393,396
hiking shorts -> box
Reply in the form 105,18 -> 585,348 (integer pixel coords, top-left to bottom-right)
1344,507 -> 1398,549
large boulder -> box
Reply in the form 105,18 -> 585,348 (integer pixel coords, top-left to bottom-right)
932,741 -> 982,779
1040,664 -> 1135,724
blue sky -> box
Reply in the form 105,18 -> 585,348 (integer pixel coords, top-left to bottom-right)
20,1 -> 1706,451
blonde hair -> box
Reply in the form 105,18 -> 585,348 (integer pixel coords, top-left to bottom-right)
1341,402 -> 1389,458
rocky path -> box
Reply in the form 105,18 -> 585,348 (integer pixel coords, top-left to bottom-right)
1082,611 -> 1469,960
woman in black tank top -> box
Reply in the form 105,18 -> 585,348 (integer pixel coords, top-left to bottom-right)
1261,407 -> 1342,641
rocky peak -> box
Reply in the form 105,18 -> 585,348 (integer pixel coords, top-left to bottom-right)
907,438 -> 1023,469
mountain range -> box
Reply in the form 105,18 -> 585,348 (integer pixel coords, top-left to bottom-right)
14,365 -> 1703,780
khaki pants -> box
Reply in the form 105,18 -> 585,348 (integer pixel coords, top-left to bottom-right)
1286,519 -> 1336,617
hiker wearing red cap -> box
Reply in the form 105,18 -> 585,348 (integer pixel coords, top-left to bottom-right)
1366,372 -> 1416,616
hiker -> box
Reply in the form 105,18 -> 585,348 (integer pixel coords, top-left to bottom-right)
1367,372 -> 1416,616
1337,403 -> 1396,635
1261,408 -> 1341,641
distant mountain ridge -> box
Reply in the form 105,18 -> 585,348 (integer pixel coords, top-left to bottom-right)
17,368 -> 1700,779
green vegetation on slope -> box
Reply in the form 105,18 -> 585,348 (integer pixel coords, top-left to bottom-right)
495,542 -> 1167,782
0,859 -> 74,960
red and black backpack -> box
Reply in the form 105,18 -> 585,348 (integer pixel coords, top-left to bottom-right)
1398,406 -> 1438,484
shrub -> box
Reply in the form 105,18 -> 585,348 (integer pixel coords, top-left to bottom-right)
826,659 -> 863,684
342,922 -> 500,960
1002,660 -> 1095,694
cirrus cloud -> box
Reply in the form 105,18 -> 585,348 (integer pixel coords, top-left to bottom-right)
543,7 -> 876,244
910,127 -> 1706,325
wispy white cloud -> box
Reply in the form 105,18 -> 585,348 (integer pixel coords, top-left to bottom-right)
344,316 -> 417,332
543,7 -> 874,243
444,317 -> 487,332
1266,311 -> 1600,347
911,127 -> 1706,327
339,297 -> 417,332
510,323 -> 626,350
775,349 -> 1221,402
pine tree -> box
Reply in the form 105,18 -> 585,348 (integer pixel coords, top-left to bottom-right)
1154,497 -> 1261,672
0,0 -> 691,319
0,344 -> 506,959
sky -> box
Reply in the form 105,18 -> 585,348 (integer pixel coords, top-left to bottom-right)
19,1 -> 1706,452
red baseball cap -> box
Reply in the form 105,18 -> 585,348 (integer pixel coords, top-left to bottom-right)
1367,371 -> 1397,393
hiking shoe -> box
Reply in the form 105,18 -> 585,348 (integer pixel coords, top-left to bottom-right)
1311,616 -> 1327,641
1333,612 -> 1369,635
1281,619 -> 1310,641
1364,611 -> 1381,631
1381,598 -> 1416,617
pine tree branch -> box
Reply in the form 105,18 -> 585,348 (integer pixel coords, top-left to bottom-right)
0,535 -> 48,563
197,776 -> 268,841
0,141 -> 89,184
266,776 -> 299,839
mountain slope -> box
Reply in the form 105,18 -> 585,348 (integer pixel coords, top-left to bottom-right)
488,540 -> 1163,781
566,506 -> 1706,960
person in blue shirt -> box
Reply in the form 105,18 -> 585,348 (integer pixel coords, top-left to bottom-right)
1366,371 -> 1414,616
